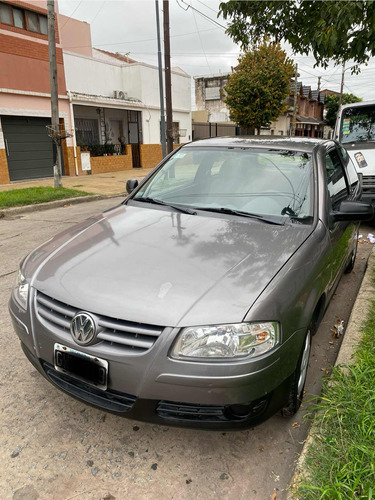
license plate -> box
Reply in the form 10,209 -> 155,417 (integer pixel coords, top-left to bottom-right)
54,343 -> 108,390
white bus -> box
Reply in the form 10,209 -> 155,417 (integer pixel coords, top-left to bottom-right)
335,101 -> 375,206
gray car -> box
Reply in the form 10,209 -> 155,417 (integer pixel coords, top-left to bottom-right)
9,137 -> 372,429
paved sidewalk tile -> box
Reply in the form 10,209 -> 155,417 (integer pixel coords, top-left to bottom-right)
0,168 -> 154,196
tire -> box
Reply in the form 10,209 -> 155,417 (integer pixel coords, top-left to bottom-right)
281,329 -> 311,418
345,230 -> 358,274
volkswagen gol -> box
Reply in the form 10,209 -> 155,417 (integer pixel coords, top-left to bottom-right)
9,137 -> 372,429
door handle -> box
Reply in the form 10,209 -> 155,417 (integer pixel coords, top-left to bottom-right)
5,139 -> 10,156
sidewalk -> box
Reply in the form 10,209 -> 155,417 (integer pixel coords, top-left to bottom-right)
0,168 -> 154,197
291,246 -> 375,498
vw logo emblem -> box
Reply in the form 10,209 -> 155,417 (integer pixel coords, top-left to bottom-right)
70,312 -> 97,346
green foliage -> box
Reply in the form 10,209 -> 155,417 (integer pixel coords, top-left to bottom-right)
325,93 -> 362,127
88,143 -> 116,156
294,295 -> 375,498
0,187 -> 92,208
223,40 -> 294,130
219,1 -> 375,69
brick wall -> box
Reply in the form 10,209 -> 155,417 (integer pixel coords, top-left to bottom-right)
140,144 -> 180,169
4,1 -> 48,15
61,144 -> 76,176
0,33 -> 63,63
140,144 -> 163,169
90,147 -> 133,174
62,145 -> 134,176
0,149 -> 10,185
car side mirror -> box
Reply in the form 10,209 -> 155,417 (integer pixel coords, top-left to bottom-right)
126,179 -> 138,194
331,200 -> 374,222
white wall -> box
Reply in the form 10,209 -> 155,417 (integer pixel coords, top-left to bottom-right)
64,52 -> 191,144
141,109 -> 192,145
64,52 -> 191,111
64,52 -> 124,98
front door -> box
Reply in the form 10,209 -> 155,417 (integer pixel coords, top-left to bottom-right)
324,147 -> 353,296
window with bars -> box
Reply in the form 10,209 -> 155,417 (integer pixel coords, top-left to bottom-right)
75,119 -> 100,146
0,2 -> 48,35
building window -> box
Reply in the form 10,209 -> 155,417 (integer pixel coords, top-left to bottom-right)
0,3 -> 12,24
173,122 -> 180,144
0,2 -> 47,35
39,15 -> 47,35
13,7 -> 24,28
26,11 -> 39,32
75,119 -> 100,146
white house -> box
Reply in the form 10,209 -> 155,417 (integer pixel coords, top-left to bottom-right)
58,12 -> 191,174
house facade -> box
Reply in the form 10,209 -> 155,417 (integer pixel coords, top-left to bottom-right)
193,72 -> 326,138
0,0 -> 71,183
194,73 -> 231,123
0,1 -> 191,184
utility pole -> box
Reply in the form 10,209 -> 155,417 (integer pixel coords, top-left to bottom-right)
339,63 -> 345,107
47,0 -> 62,188
291,63 -> 298,137
317,76 -> 321,92
163,0 -> 173,154
155,1 -> 166,158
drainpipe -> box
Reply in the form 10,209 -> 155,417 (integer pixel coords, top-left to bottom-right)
68,90 -> 79,176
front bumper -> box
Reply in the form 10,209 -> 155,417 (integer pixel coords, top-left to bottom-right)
21,342 -> 292,429
9,290 -> 304,429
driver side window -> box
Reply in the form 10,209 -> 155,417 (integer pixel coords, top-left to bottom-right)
325,149 -> 348,211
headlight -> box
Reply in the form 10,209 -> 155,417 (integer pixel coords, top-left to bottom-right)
171,322 -> 279,360
14,269 -> 29,310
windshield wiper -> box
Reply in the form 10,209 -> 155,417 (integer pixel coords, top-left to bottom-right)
289,215 -> 314,225
134,197 -> 197,215
194,207 -> 284,225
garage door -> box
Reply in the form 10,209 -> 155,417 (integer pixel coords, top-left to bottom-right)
2,116 -> 62,181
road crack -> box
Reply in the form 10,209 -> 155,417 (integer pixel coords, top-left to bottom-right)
0,270 -> 17,279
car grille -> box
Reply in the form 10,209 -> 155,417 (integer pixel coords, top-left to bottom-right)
43,362 -> 137,413
362,175 -> 375,192
157,400 -> 228,422
35,291 -> 163,353
157,398 -> 269,423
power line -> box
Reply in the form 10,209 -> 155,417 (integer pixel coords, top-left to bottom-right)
194,0 -> 218,14
90,0 -> 107,25
190,0 -> 212,73
62,26 -> 221,50
176,0 -> 226,30
60,0 -> 83,29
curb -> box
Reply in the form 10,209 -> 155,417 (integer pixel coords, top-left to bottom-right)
0,193 -> 124,218
290,246 -> 375,497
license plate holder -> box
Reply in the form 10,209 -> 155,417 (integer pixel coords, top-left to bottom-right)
54,343 -> 108,390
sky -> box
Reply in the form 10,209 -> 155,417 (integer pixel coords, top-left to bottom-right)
58,0 -> 375,103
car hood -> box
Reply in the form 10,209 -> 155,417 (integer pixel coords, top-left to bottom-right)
29,204 -> 312,327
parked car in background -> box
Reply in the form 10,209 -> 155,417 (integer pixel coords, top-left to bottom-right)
9,137 -> 372,429
335,101 -> 375,209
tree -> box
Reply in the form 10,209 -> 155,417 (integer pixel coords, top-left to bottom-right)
223,41 -> 294,132
219,1 -> 375,69
325,93 -> 362,128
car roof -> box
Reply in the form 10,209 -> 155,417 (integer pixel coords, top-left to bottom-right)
185,136 -> 326,153
341,100 -> 375,110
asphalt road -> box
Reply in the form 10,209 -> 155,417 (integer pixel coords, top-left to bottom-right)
0,198 -> 373,500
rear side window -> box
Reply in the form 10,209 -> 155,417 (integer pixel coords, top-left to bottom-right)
325,150 -> 348,210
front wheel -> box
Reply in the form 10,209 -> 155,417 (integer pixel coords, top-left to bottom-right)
281,330 -> 311,418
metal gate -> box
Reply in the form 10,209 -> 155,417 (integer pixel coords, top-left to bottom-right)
2,116 -> 58,181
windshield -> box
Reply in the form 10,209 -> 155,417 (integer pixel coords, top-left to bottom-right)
340,105 -> 375,144
133,147 -> 313,221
